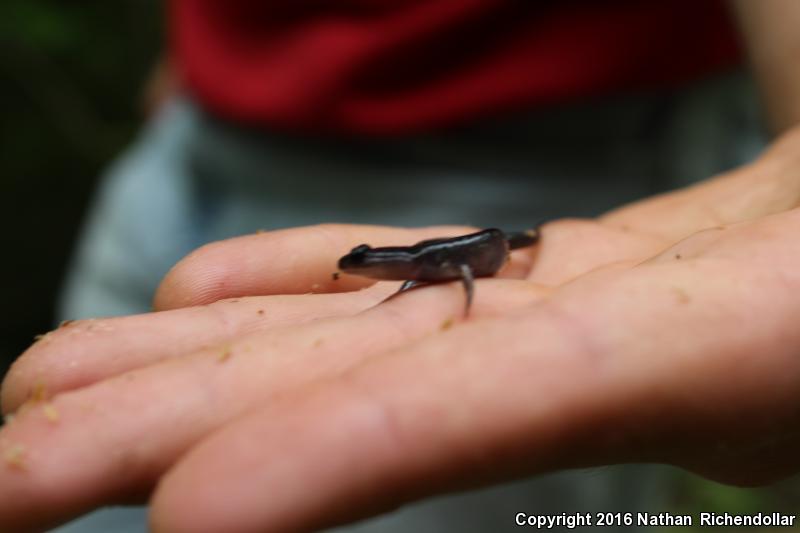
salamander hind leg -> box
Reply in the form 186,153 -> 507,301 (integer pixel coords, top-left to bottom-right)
459,263 -> 475,317
380,279 -> 425,305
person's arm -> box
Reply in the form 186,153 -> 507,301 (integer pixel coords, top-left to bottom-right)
730,0 -> 800,135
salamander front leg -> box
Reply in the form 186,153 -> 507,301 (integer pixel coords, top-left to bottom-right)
459,263 -> 475,317
398,280 -> 421,292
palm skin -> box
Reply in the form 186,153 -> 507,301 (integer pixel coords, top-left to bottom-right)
2,130 -> 800,532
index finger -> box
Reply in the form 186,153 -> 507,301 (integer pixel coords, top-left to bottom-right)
154,224 -> 473,310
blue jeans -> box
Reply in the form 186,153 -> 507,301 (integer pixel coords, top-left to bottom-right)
54,72 -> 763,532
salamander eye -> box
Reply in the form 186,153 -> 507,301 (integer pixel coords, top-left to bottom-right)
349,244 -> 371,254
338,244 -> 372,270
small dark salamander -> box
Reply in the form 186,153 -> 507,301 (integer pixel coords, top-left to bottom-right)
337,228 -> 539,315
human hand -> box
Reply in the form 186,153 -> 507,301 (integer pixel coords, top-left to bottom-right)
3,130 -> 800,532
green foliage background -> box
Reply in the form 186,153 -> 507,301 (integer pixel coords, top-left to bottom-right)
0,1 -> 160,376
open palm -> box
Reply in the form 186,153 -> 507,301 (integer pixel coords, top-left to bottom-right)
3,133 -> 800,532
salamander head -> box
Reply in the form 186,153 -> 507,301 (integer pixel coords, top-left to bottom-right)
337,244 -> 373,271
337,244 -> 415,280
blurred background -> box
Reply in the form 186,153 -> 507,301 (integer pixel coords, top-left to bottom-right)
0,0 -> 160,378
0,2 -> 797,531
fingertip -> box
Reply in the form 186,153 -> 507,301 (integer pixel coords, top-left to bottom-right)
1,363 -> 22,416
149,488 -> 207,533
0,390 -> 149,531
154,241 -> 239,311
1,341 -> 50,416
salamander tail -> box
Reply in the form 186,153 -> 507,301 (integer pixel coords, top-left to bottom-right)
505,228 -> 540,250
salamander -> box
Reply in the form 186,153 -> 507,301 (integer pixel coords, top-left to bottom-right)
337,228 -> 539,315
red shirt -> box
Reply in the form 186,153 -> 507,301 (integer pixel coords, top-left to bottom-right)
172,0 -> 739,134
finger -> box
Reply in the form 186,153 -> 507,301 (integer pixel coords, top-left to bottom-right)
526,219 -> 666,285
150,214 -> 800,532
600,134 -> 800,242
153,224 -> 474,310
0,279 -> 547,532
149,307 -> 615,533
1,285 -> 392,415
